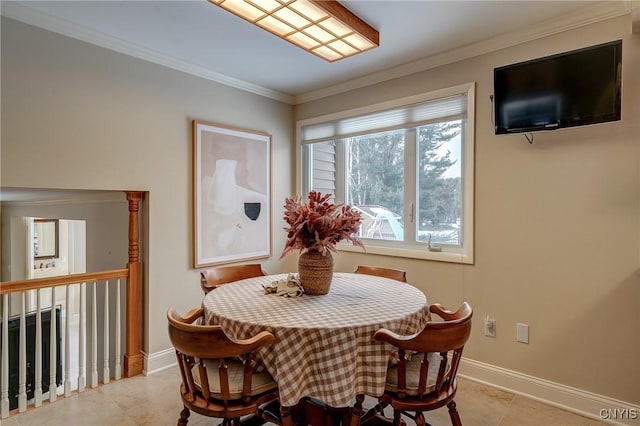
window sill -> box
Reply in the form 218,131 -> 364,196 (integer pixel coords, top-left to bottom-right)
337,242 -> 473,264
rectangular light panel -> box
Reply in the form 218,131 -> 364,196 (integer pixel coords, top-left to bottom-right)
209,0 -> 379,62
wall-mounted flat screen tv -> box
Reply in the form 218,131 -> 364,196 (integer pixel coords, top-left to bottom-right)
493,40 -> 622,134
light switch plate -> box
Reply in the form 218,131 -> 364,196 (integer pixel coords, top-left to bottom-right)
517,323 -> 529,343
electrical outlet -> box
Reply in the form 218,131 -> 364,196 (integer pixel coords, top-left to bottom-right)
484,315 -> 496,337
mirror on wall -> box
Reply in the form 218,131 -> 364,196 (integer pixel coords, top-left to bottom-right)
33,219 -> 59,260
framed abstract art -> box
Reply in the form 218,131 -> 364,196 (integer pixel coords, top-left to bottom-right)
193,120 -> 271,267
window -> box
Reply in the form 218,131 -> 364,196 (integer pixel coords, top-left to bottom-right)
297,83 -> 475,264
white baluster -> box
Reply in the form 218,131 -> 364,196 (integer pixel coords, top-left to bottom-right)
34,289 -> 43,407
103,282 -> 110,384
49,287 -> 57,402
64,285 -> 71,397
1,294 -> 10,418
114,279 -> 122,380
91,282 -> 98,388
18,292 -> 27,412
78,282 -> 86,392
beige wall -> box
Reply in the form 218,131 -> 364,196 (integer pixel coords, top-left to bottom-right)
2,13 -> 638,407
296,16 -> 639,404
0,17 -> 296,356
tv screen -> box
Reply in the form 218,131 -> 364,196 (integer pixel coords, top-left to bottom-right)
494,40 -> 622,134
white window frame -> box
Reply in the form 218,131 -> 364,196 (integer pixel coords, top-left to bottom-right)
296,82 -> 475,264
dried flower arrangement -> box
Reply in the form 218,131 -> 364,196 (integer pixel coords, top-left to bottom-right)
281,191 -> 365,258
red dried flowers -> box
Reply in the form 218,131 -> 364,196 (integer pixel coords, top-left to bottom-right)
280,191 -> 365,258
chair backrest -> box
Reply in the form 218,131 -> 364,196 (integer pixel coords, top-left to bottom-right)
200,264 -> 266,294
374,302 -> 472,398
167,307 -> 275,404
354,265 -> 407,282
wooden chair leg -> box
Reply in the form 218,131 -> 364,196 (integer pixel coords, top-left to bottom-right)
447,400 -> 462,426
178,405 -> 190,426
415,411 -> 426,426
372,398 -> 389,416
360,397 -> 388,424
259,399 -> 282,424
280,404 -> 294,426
393,409 -> 403,426
350,394 -> 365,426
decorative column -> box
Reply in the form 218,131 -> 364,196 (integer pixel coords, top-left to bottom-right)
123,191 -> 144,377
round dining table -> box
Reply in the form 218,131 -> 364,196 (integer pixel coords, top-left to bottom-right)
202,272 -> 429,409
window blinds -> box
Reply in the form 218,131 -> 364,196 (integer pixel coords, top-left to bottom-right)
301,93 -> 467,144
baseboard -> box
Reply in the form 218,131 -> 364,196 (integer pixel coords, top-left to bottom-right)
459,358 -> 640,426
141,349 -> 638,424
142,348 -> 176,375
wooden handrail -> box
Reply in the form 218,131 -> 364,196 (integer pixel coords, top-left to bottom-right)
0,269 -> 129,295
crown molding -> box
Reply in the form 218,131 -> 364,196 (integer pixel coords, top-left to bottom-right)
0,2 -> 294,104
0,1 -> 630,106
293,1 -> 631,104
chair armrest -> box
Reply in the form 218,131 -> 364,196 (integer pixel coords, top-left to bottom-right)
430,302 -> 472,322
429,304 -> 457,320
232,330 -> 276,350
167,307 -> 204,324
374,328 -> 420,346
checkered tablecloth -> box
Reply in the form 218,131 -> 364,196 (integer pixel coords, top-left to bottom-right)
202,272 -> 429,408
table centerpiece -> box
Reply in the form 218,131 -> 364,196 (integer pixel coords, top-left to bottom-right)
281,191 -> 364,294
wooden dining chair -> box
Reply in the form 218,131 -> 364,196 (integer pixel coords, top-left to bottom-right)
200,264 -> 266,294
352,302 -> 473,426
167,307 -> 280,426
354,265 -> 407,282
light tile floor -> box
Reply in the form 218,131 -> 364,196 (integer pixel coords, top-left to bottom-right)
4,366 -> 607,426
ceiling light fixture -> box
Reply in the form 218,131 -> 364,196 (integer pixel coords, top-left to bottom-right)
208,0 -> 379,62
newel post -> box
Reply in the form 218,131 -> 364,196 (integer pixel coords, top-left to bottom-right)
124,191 -> 144,377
